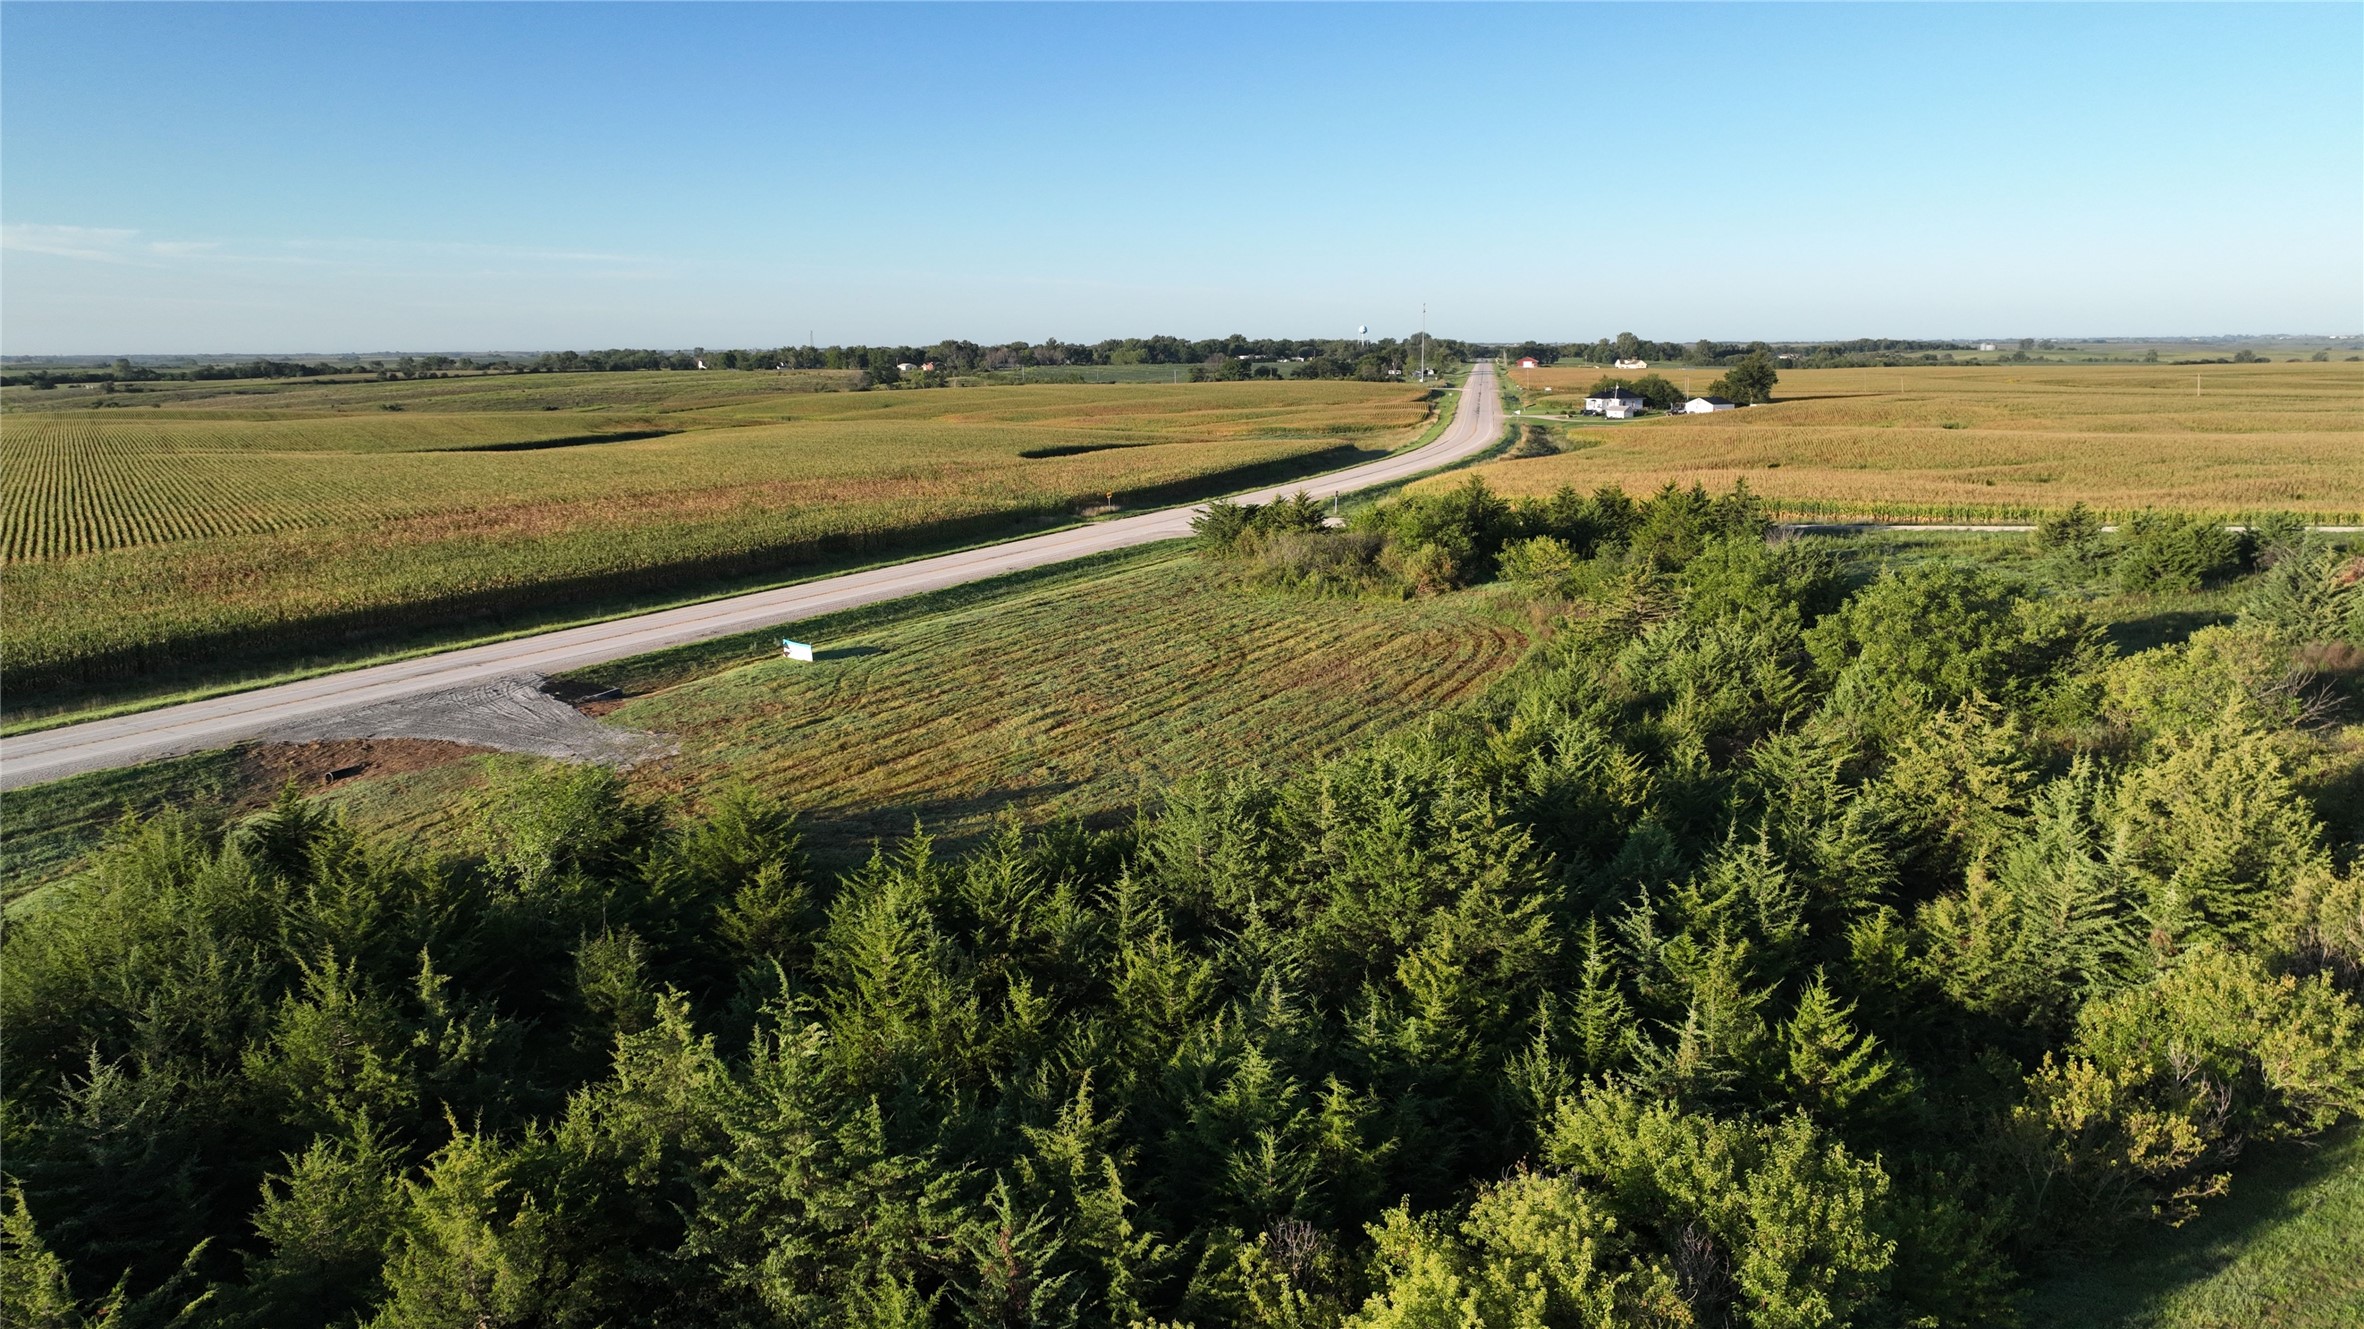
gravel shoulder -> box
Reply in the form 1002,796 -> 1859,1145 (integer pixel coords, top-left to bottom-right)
257,674 -> 672,768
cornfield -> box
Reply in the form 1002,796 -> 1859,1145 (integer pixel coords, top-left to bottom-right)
1464,361 -> 2364,523
1,376 -> 1434,709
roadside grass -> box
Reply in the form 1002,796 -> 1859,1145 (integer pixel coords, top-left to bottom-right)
3,376 -> 1438,715
2021,1127 -> 2364,1329
0,749 -> 248,908
1460,361 -> 2364,522
0,545 -> 1534,892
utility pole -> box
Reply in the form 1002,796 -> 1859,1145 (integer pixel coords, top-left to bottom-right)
1419,303 -> 1428,381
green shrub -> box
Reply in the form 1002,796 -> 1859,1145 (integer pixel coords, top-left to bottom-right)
1804,563 -> 2099,737
1191,492 -> 1329,556
2114,511 -> 2248,594
1495,535 -> 1582,596
2033,502 -> 2110,577
2241,536 -> 2364,646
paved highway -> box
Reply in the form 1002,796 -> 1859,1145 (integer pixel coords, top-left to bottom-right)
0,363 -> 1504,791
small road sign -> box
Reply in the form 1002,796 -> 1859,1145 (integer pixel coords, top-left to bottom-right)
781,639 -> 814,662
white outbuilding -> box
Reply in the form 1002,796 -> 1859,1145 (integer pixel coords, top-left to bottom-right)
1585,386 -> 1648,419
1684,396 -> 1740,413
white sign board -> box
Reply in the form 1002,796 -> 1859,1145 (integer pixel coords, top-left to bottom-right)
781,639 -> 814,662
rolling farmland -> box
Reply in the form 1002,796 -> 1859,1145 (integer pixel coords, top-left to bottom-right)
1468,361 -> 2364,520
0,373 -> 1438,712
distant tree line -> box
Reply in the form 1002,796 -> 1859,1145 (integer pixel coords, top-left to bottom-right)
515,336 -> 1473,386
9,333 -> 1994,391
3,355 -> 510,389
2,337 -> 1472,391
5,359 -> 354,389
1499,334 -> 1973,371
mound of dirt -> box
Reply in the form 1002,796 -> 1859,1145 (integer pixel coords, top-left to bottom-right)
243,737 -> 493,794
259,674 -> 672,767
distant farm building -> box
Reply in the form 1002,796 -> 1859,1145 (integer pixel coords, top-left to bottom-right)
1585,386 -> 1647,418
1614,358 -> 1648,370
1684,396 -> 1739,413
1517,356 -> 1541,369
1979,342 -> 1998,352
896,363 -> 919,372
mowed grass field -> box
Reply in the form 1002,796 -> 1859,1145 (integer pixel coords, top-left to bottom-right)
0,548 -> 1532,891
0,371 -> 1436,713
604,549 -> 1528,855
2023,1127 -> 2364,1329
1466,361 -> 2364,521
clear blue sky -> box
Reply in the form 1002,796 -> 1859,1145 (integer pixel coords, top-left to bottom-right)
3,2 -> 2357,352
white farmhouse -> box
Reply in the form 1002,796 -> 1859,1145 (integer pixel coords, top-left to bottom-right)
1684,396 -> 1739,413
1613,358 -> 1649,370
1585,386 -> 1647,418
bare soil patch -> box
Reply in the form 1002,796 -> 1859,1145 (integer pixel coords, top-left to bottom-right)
242,737 -> 494,795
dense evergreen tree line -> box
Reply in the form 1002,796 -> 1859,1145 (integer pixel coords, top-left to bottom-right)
6,490 -> 2362,1327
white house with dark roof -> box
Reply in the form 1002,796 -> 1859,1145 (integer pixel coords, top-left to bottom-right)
1584,385 -> 1647,418
1684,396 -> 1739,413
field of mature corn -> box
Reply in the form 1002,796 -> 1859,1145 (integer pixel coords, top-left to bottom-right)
1469,362 -> 2364,521
0,373 -> 1434,709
